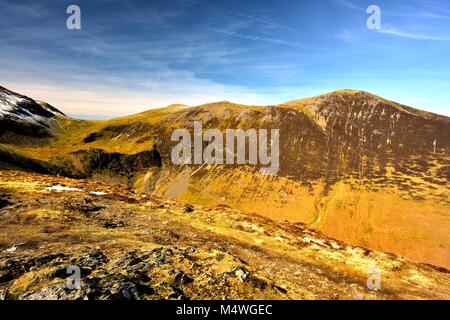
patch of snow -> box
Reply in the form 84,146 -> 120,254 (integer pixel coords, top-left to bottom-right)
330,241 -> 341,250
46,185 -> 83,192
0,91 -> 25,106
1,91 -> 23,113
90,191 -> 109,196
45,185 -> 109,196
303,237 -> 326,246
5,246 -> 17,253
0,89 -> 59,128
37,101 -> 66,117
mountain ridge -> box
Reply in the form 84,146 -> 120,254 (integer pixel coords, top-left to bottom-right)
91,89 -> 450,123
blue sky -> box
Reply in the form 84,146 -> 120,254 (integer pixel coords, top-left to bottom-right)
1,0 -> 449,118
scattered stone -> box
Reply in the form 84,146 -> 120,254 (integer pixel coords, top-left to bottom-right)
274,285 -> 288,294
5,246 -> 16,253
103,221 -> 124,229
174,271 -> 194,286
166,286 -> 186,300
72,250 -> 109,270
0,198 -> 13,209
233,267 -> 249,282
183,204 -> 194,213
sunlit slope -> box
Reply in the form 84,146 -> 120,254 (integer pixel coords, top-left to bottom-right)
1,170 -> 449,300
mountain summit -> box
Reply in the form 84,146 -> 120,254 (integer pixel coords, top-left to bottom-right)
0,86 -> 66,143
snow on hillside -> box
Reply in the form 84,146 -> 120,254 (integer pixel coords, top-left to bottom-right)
0,86 -> 65,129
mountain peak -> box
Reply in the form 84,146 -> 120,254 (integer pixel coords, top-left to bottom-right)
327,89 -> 367,95
0,86 -> 65,118
282,89 -> 448,122
198,101 -> 244,108
0,85 -> 66,141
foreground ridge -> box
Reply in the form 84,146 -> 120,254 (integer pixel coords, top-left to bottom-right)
0,171 -> 449,300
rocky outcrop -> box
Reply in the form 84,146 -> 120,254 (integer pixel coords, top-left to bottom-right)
70,148 -> 162,177
0,146 -> 162,180
83,123 -> 153,144
0,248 -> 280,300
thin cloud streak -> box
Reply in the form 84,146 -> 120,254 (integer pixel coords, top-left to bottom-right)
335,0 -> 450,20
334,0 -> 365,11
209,27 -> 318,50
377,27 -> 449,41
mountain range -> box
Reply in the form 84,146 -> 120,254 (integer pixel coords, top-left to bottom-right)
0,85 -> 449,300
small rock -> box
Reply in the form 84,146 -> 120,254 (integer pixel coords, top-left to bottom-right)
174,272 -> 194,286
103,221 -> 124,229
166,286 -> 186,300
233,267 -> 249,282
121,289 -> 132,300
183,204 -> 194,213
5,246 -> 17,253
274,285 -> 287,294
0,198 -> 13,209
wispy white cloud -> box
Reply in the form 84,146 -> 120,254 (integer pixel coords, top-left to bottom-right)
377,26 -> 449,41
0,0 -> 49,19
410,11 -> 450,20
209,27 -> 316,50
201,1 -> 316,51
334,0 -> 450,42
195,0 -> 297,33
335,0 -> 450,20
334,0 -> 365,11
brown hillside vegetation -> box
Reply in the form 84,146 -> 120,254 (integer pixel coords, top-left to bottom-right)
0,170 -> 449,300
